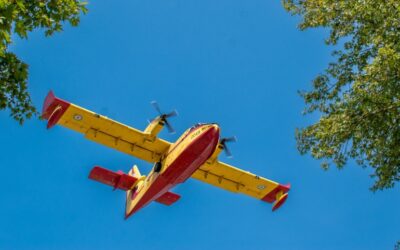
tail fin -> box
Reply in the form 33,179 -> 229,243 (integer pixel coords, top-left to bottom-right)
125,165 -> 145,218
129,165 -> 141,178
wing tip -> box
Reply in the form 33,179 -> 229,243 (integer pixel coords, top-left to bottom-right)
261,183 -> 291,212
42,90 -> 71,129
272,193 -> 289,212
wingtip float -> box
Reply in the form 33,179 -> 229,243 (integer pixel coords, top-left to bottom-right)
42,91 -> 291,218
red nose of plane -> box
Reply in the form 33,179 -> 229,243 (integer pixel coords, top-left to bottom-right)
211,123 -> 220,131
208,124 -> 220,140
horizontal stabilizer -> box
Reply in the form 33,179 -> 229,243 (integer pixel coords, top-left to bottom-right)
155,191 -> 181,206
89,166 -> 138,191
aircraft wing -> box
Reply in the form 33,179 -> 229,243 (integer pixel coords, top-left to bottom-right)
42,91 -> 171,163
191,161 -> 290,211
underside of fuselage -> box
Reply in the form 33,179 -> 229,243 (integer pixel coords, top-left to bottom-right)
125,123 -> 220,218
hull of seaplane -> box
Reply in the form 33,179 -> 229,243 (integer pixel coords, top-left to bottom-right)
125,124 -> 220,218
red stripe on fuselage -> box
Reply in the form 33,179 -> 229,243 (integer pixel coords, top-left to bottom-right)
125,125 -> 220,217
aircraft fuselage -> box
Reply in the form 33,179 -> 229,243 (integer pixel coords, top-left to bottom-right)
125,123 -> 220,217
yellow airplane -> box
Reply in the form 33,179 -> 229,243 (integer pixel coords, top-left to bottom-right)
42,91 -> 291,219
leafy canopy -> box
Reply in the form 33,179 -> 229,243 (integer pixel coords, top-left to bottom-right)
282,0 -> 400,191
0,0 -> 87,124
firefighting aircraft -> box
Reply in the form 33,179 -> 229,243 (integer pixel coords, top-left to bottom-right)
42,91 -> 290,219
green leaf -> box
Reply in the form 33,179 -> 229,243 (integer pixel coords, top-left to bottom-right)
0,0 -> 89,124
283,0 -> 400,191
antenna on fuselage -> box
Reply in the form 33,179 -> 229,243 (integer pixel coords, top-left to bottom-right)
150,101 -> 178,134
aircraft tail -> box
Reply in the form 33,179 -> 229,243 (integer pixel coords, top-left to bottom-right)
128,165 -> 141,178
88,164 -> 180,219
125,165 -> 145,217
125,164 -> 180,218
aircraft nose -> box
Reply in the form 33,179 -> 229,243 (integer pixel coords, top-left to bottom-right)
209,123 -> 219,130
209,124 -> 220,136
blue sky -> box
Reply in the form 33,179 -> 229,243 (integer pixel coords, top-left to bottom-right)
1,0 -> 399,249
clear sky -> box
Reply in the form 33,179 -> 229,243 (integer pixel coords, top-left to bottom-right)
1,0 -> 399,249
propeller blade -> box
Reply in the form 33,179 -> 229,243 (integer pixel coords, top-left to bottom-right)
224,145 -> 233,158
164,119 -> 176,134
150,101 -> 162,115
150,101 -> 177,134
220,136 -> 237,158
165,110 -> 178,118
221,136 -> 237,144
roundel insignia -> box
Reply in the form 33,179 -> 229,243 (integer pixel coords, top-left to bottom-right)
257,185 -> 266,190
73,114 -> 83,121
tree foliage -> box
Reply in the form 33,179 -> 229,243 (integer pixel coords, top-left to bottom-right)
282,0 -> 400,190
0,0 -> 87,124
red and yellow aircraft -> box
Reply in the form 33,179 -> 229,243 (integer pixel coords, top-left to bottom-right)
42,91 -> 290,219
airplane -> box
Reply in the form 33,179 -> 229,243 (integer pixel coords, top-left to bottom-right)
42,91 -> 291,219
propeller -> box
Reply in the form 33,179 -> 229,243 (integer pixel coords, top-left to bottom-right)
220,136 -> 237,158
150,101 -> 178,134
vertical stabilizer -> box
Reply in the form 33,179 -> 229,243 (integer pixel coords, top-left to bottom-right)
129,165 -> 141,178
125,165 -> 145,218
